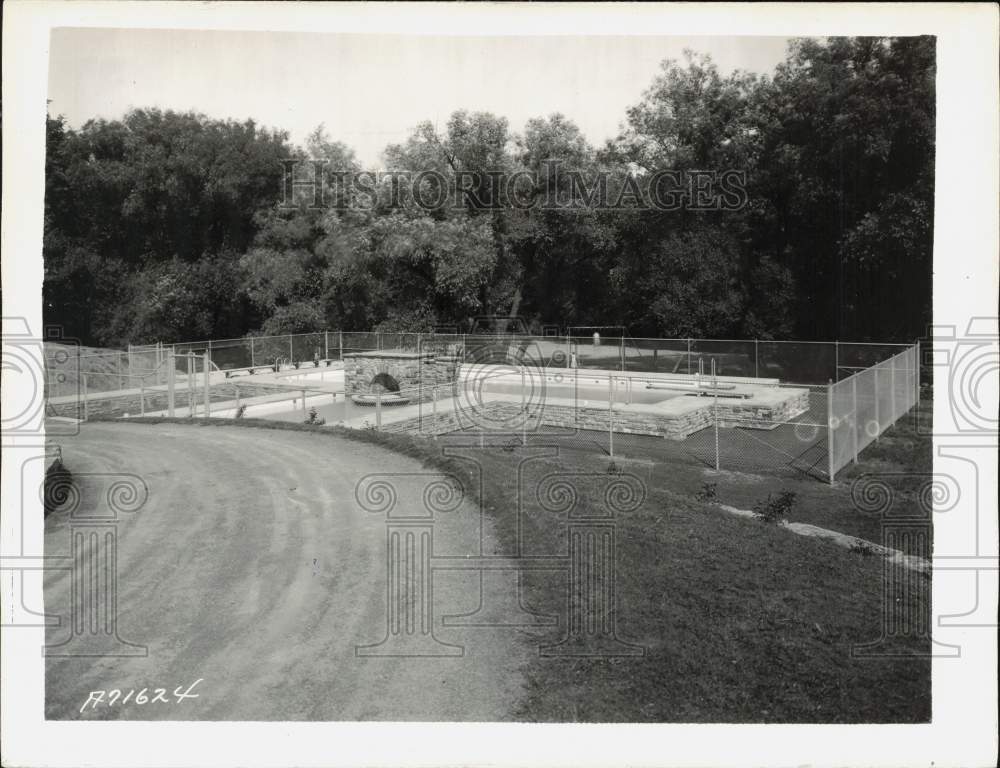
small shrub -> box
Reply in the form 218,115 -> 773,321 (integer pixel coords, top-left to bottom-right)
235,404 -> 247,419
850,541 -> 877,557
303,406 -> 326,426
695,482 -> 717,502
753,490 -> 797,523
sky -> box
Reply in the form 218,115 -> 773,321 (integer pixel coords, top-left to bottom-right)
48,29 -> 792,167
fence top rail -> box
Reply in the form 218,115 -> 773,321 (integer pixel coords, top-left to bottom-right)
830,344 -> 917,386
94,332 -> 920,352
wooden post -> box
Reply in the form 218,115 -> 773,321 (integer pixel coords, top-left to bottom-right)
250,336 -> 256,369
235,384 -> 241,415
302,389 -> 307,415
82,374 -> 88,422
188,355 -> 194,417
339,331 -> 344,361
324,331 -> 329,360
167,348 -> 175,417
754,338 -> 759,379
620,335 -> 625,372
687,338 -> 692,375
835,340 -> 840,383
289,335 -> 294,364
203,351 -> 211,418
827,380 -> 835,485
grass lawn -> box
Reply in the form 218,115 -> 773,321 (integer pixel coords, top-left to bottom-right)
114,401 -> 932,722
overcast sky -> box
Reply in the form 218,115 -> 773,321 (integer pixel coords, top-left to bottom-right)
48,29 -> 792,166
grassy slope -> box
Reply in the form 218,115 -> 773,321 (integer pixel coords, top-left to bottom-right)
108,411 -> 931,722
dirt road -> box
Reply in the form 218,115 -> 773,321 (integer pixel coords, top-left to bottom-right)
44,422 -> 539,720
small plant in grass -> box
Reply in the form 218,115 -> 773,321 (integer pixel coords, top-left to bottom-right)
303,406 -> 326,426
235,404 -> 247,419
850,541 -> 878,557
696,482 -> 718,502
753,490 -> 797,523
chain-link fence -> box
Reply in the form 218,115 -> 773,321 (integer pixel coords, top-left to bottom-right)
46,331 -> 920,484
828,344 -> 919,481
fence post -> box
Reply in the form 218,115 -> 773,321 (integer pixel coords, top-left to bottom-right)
376,388 -> 382,429
302,389 -> 307,416
250,336 -> 256,369
188,355 -> 194,417
203,351 -> 211,418
521,367 -> 527,445
754,338 -> 759,379
835,340 -> 840,382
890,354 -> 897,422
167,348 -> 175,417
714,388 -> 720,472
873,366 -> 880,441
207,339 -> 213,367
82,373 -> 88,422
687,338 -> 692,375
851,375 -> 859,464
128,343 -> 134,382
620,335 -> 625,372
608,374 -> 614,458
235,385 -> 240,415
324,331 -> 329,360
339,331 -> 344,361
289,335 -> 294,363
827,380 -> 835,485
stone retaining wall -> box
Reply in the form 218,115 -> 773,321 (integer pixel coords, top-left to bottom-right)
379,389 -> 810,441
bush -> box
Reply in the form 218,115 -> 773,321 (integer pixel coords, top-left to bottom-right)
303,406 -> 326,426
695,482 -> 717,502
752,490 -> 797,523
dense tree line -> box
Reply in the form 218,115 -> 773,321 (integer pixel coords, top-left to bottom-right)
43,37 -> 934,346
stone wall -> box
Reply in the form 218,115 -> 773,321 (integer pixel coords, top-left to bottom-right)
342,352 -> 461,404
380,388 -> 811,441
